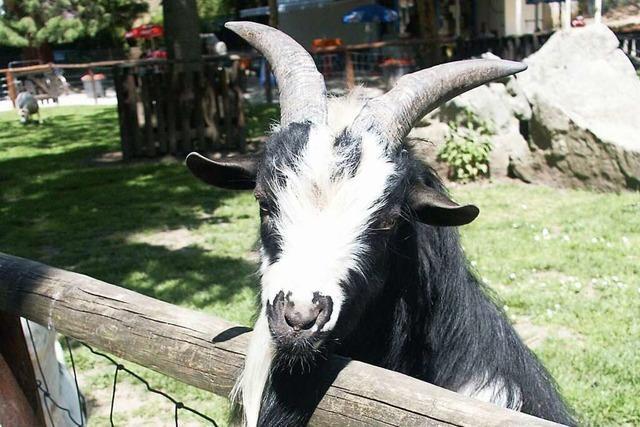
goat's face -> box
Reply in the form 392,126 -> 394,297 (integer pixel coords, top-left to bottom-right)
255,123 -> 403,359
187,121 -> 480,365
186,22 -> 525,381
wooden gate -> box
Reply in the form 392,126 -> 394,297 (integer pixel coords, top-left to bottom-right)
112,58 -> 246,160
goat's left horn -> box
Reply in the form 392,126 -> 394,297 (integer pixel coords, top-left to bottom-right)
225,21 -> 327,127
348,59 -> 527,149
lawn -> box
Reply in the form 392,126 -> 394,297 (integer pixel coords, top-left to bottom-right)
1,106 -> 638,426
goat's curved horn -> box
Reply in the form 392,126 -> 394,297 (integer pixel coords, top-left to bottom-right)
225,21 -> 327,127
349,59 -> 527,148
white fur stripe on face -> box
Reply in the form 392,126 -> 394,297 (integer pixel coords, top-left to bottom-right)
260,125 -> 396,331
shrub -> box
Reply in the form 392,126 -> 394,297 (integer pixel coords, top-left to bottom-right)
437,110 -> 494,182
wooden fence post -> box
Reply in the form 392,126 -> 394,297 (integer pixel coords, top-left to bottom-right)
167,64 -> 178,154
140,72 -> 156,157
345,50 -> 355,89
154,71 -> 168,155
113,66 -> 133,160
6,71 -> 16,107
194,69 -> 206,151
0,353 -> 41,427
0,313 -> 46,426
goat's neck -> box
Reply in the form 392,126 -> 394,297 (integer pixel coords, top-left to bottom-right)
336,222 -> 436,378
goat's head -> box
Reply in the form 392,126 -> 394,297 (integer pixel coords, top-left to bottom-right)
187,22 -> 526,368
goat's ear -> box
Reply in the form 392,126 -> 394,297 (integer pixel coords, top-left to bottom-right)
409,182 -> 479,226
186,152 -> 258,190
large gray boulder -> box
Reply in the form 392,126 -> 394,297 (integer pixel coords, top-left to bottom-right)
425,77 -> 532,179
515,25 -> 640,190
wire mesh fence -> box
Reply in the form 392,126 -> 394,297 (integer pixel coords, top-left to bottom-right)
23,320 -> 221,427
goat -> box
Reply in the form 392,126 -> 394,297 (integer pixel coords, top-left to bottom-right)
16,91 -> 40,124
186,22 -> 576,427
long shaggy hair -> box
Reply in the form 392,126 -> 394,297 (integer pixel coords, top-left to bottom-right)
240,144 -> 576,426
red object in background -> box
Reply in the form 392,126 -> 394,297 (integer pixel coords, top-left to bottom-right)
145,50 -> 168,59
125,24 -> 164,40
380,58 -> 415,67
571,16 -> 586,27
311,38 -> 343,51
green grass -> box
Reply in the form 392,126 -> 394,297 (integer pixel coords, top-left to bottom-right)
1,106 -> 639,426
0,106 -> 259,425
456,183 -> 640,426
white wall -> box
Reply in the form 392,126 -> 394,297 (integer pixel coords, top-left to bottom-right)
504,0 -> 569,35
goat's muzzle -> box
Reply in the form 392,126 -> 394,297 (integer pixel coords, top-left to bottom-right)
266,291 -> 333,348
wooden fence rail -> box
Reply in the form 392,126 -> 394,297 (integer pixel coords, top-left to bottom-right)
0,252 -> 562,427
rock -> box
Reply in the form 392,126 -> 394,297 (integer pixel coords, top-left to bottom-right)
491,131 -> 531,179
428,69 -> 533,178
505,77 -> 531,121
516,25 -> 640,190
435,82 -> 521,134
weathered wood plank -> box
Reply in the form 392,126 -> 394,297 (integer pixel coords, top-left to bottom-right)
112,67 -> 133,160
0,253 -> 563,427
154,71 -> 168,155
194,70 -> 206,152
124,71 -> 142,158
166,65 -> 178,154
0,313 -> 46,426
140,72 -> 156,157
0,352 -> 41,427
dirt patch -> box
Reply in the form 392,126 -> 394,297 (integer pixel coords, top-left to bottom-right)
513,316 -> 583,350
90,151 -> 123,164
126,227 -> 210,251
79,365 -> 188,426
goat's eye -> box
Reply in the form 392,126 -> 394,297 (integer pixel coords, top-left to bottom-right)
374,217 -> 396,231
258,201 -> 270,221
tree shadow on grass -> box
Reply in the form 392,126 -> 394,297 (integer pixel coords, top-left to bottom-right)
1,107 -> 260,312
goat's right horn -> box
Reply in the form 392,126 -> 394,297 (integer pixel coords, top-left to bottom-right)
225,21 -> 327,127
348,59 -> 527,150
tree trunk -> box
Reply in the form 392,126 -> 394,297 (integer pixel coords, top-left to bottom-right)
163,0 -> 203,153
415,0 -> 441,66
163,0 -> 202,64
268,0 -> 279,28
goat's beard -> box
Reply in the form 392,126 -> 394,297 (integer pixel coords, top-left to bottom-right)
270,334 -> 331,375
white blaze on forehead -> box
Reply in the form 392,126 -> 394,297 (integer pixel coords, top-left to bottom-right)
260,125 -> 396,330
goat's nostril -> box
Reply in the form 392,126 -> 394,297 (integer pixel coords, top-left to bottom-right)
284,306 -> 320,331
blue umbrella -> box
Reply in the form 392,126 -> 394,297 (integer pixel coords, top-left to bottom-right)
342,4 -> 399,24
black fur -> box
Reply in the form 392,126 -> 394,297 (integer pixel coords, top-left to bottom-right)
333,159 -> 576,425
255,123 -> 312,264
232,126 -> 576,426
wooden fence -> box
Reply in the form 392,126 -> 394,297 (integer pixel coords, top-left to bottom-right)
0,252 -> 564,427
453,32 -> 554,61
312,32 -> 555,89
618,30 -> 640,67
112,58 -> 246,160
